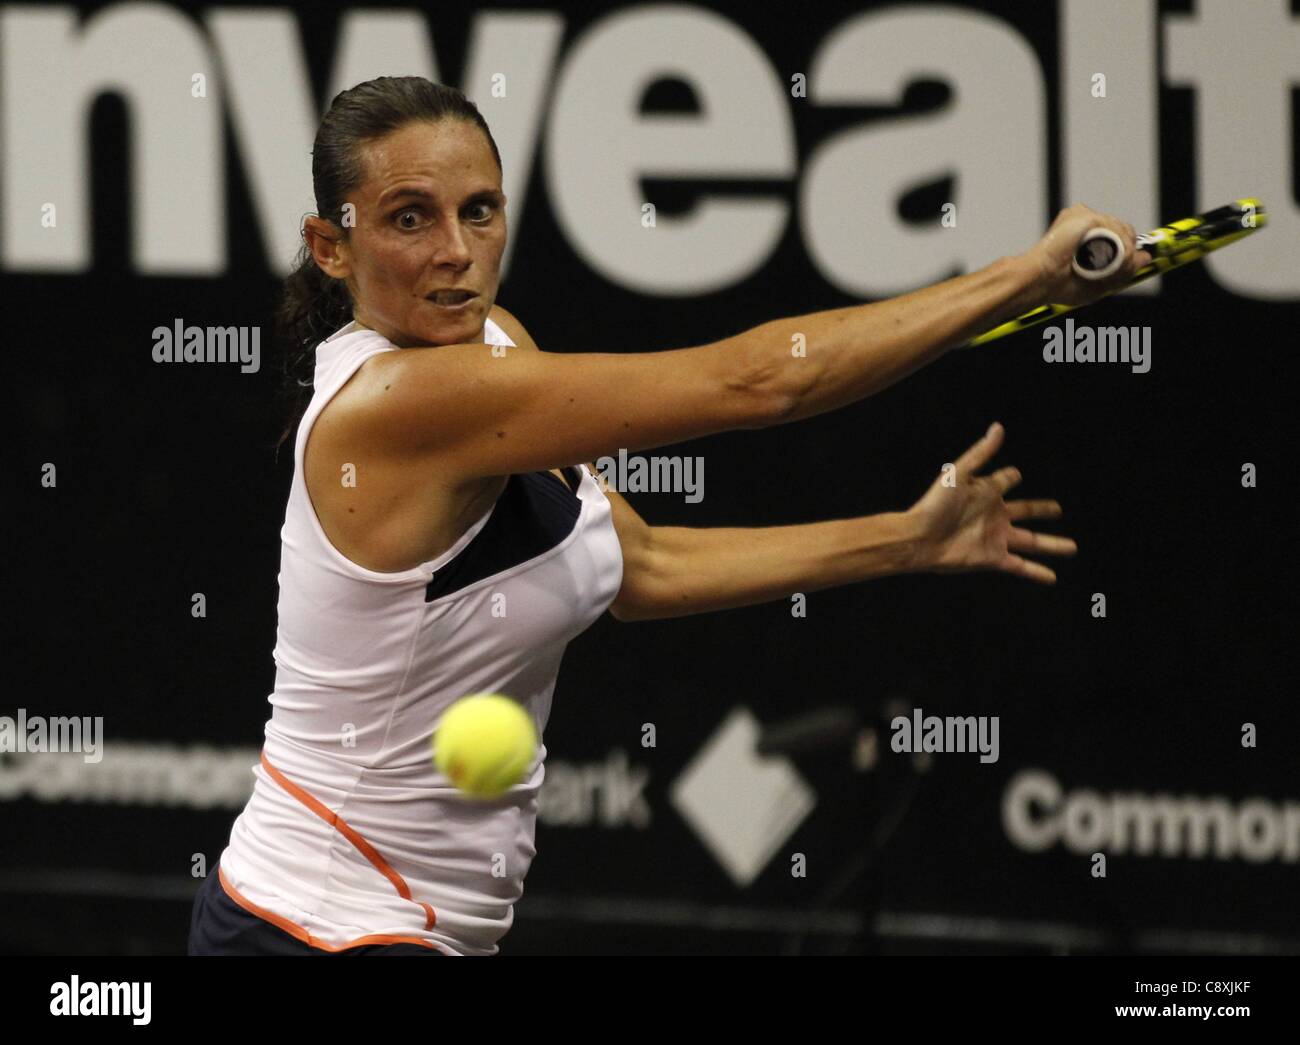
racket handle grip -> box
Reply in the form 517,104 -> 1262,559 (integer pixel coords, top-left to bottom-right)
1071,227 -> 1126,281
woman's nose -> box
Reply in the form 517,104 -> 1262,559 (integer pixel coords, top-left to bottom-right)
430,218 -> 472,265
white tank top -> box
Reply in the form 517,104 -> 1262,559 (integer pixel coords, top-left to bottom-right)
216,318 -> 624,955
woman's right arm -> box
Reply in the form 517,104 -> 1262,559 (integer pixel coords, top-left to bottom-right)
347,204 -> 1145,482
761,204 -> 1149,426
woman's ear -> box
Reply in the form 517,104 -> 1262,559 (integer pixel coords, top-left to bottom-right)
303,216 -> 350,280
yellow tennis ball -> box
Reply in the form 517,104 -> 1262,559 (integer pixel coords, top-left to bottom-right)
433,693 -> 538,798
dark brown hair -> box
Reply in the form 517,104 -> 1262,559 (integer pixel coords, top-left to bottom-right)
272,76 -> 502,454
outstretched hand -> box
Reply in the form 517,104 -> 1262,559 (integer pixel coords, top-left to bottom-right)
906,423 -> 1077,584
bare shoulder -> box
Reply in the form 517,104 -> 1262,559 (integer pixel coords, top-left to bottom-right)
489,302 -> 539,351
329,308 -> 533,459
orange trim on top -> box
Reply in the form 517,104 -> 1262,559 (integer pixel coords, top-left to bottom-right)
255,750 -> 438,932
217,867 -> 441,952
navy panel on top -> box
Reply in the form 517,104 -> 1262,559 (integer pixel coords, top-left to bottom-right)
423,468 -> 583,603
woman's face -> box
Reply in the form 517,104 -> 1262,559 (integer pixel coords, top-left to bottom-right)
311,118 -> 507,348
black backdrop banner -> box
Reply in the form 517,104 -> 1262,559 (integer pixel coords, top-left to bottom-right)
6,0 -> 1299,955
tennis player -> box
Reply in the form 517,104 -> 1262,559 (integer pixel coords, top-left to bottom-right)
187,76 -> 1151,956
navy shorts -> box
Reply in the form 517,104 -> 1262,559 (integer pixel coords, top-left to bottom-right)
187,867 -> 442,956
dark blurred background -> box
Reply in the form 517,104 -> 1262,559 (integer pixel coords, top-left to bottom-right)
7,0 -> 1299,954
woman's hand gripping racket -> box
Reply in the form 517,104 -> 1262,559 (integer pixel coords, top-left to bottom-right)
964,198 -> 1267,348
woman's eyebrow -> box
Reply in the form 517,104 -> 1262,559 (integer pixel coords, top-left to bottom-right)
379,186 -> 504,206
379,185 -> 435,205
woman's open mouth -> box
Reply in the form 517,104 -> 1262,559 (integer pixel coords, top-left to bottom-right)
426,289 -> 478,310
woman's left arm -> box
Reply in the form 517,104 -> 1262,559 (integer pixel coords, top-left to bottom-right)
606,501 -> 927,622
604,422 -> 1077,622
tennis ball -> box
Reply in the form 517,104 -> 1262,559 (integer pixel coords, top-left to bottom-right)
433,693 -> 538,798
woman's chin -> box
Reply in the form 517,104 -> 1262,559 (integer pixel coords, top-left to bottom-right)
415,302 -> 483,344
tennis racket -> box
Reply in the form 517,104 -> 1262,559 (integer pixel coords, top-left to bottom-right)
963,198 -> 1267,349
